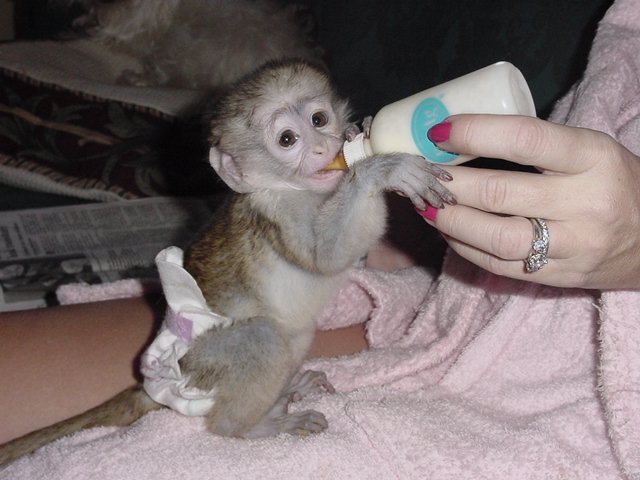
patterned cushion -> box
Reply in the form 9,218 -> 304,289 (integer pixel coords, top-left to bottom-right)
0,68 -> 221,200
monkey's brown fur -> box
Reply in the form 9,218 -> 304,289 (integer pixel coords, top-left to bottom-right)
0,59 -> 455,465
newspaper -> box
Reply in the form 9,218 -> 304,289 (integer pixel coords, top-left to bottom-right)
0,196 -> 220,312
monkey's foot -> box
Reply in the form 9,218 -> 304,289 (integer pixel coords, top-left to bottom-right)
286,370 -> 335,402
344,123 -> 361,142
243,407 -> 329,438
361,116 -> 373,138
241,371 -> 334,439
344,116 -> 373,142
278,410 -> 329,436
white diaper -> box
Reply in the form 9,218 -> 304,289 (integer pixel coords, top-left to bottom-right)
141,246 -> 231,416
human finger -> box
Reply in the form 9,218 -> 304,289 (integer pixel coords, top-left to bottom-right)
441,165 -> 568,218
441,234 -> 580,288
419,203 -> 574,260
428,114 -> 608,174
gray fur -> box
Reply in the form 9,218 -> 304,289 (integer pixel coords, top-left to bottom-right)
48,0 -> 322,90
181,59 -> 454,437
0,58 -> 454,464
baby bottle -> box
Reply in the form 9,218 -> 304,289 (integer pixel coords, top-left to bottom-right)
326,61 -> 536,168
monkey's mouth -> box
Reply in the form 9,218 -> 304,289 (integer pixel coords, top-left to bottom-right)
313,168 -> 343,177
310,167 -> 345,185
321,152 -> 348,171
306,165 -> 345,191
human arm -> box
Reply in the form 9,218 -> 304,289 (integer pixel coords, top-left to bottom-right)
0,298 -> 366,444
0,297 -> 159,444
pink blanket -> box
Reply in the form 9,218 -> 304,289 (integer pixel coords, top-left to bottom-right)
3,0 -> 640,478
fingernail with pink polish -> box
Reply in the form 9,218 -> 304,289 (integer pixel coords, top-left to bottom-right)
427,122 -> 451,143
415,204 -> 438,222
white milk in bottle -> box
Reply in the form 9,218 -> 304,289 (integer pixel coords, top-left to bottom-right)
331,61 -> 536,168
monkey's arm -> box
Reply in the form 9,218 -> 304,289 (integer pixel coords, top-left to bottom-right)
312,153 -> 455,273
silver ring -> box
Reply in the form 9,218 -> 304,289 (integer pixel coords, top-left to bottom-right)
524,218 -> 550,273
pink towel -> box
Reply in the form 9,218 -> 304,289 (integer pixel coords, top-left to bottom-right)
4,0 -> 639,478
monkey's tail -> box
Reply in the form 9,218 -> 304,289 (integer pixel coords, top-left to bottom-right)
0,384 -> 162,466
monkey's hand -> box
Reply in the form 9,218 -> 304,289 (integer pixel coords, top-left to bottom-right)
356,153 -> 456,209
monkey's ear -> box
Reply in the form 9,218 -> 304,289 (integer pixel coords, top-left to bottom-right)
208,146 -> 256,193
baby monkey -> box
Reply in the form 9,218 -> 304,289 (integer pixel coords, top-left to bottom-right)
0,59 -> 455,464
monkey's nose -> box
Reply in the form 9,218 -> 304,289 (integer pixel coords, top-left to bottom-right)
313,146 -> 327,156
312,140 -> 330,156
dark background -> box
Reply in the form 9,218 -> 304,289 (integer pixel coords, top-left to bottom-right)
14,0 -> 613,118
305,0 -> 613,119
1,0 -> 616,267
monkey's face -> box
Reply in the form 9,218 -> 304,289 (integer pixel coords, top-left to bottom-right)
258,96 -> 347,193
210,60 -> 352,194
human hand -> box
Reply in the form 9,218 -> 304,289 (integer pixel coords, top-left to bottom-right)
418,114 -> 640,289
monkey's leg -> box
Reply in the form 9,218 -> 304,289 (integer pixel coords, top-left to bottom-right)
241,370 -> 335,439
182,319 -> 333,438
0,385 -> 162,466
182,319 -> 293,437
285,370 -> 335,401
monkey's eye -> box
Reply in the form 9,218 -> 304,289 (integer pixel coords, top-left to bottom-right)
311,111 -> 329,128
278,130 -> 298,148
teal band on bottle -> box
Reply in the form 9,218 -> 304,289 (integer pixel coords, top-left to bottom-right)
411,97 -> 458,163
